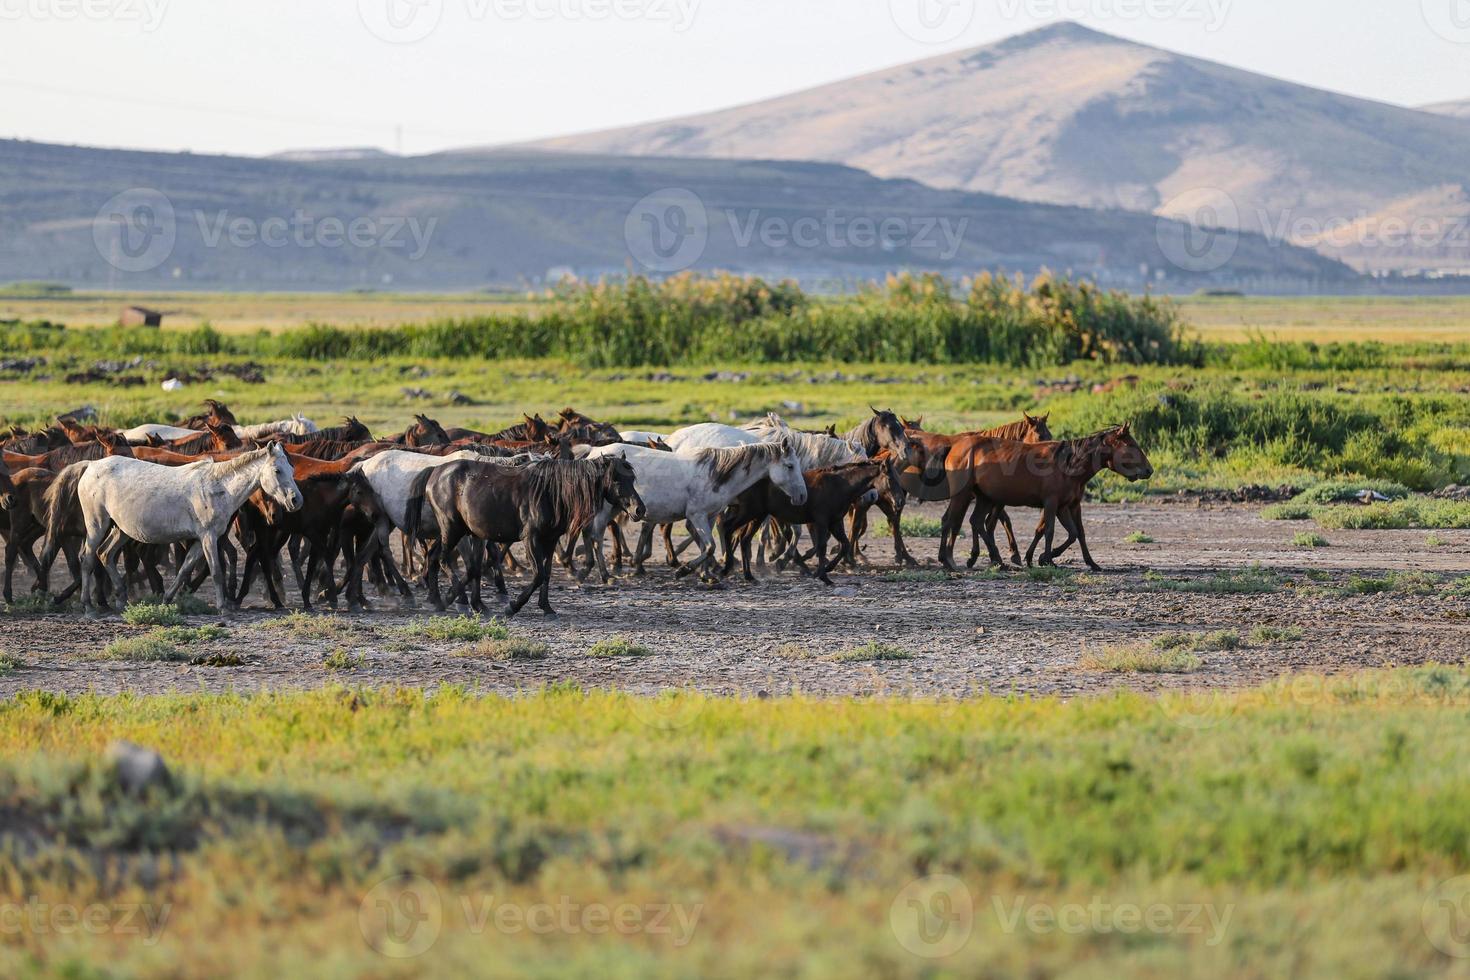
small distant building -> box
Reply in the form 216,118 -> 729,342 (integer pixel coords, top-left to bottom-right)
120,306 -> 163,328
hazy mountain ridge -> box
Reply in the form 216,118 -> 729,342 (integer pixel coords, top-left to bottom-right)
515,23 -> 1470,273
0,137 -> 1351,292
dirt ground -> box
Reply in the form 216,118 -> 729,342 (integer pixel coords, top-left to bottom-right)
0,501 -> 1466,702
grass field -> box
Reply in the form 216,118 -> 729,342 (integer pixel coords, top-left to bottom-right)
7,289 -> 1470,343
4,669 -> 1470,976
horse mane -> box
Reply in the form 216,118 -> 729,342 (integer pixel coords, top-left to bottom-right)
208,446 -> 273,476
519,458 -> 605,538
695,441 -> 787,489
978,419 -> 1037,442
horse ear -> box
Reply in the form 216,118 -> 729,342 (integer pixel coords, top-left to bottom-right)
1120,422 -> 1131,436
1023,411 -> 1035,423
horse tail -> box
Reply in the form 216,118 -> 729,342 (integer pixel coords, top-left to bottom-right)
402,466 -> 434,546
43,460 -> 90,544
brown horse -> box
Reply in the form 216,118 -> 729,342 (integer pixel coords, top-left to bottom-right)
155,421 -> 241,455
394,414 -> 452,448
950,425 -> 1153,570
891,413 -> 1053,568
182,399 -> 239,430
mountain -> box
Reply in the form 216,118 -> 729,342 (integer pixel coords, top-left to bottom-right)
0,138 -> 1350,292
515,23 -> 1470,273
1422,99 -> 1470,120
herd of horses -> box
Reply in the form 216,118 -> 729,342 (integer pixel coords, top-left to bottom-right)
0,401 -> 1154,618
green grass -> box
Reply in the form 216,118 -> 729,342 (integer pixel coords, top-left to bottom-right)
0,652 -> 23,675
1426,534 -> 1447,547
830,642 -> 916,663
1144,565 -> 1282,594
121,601 -> 185,627
1079,644 -> 1203,673
322,648 -> 365,671
1293,532 -> 1330,548
878,569 -> 951,583
6,670 -> 1470,973
94,633 -> 189,663
1154,630 -> 1243,653
586,636 -> 655,658
457,637 -> 550,661
156,625 -> 228,645
3,594 -> 55,615
263,612 -> 359,642
1250,625 -> 1305,644
1292,481 -> 1413,505
1341,571 -> 1441,595
1313,499 -> 1470,530
403,616 -> 509,643
1124,531 -> 1154,544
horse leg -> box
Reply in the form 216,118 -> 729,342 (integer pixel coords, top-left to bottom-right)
811,522 -> 835,586
505,537 -> 549,618
53,541 -> 82,605
198,531 -> 232,619
1036,501 -> 1060,567
96,528 -> 130,610
938,493 -> 971,572
632,524 -> 654,576
80,521 -> 112,618
609,521 -> 628,570
845,503 -> 867,568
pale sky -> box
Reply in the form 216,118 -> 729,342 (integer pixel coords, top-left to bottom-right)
2,0 -> 1467,158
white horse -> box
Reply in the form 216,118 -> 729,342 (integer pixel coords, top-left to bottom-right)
119,423 -> 199,443
668,418 -> 863,469
73,443 -> 301,617
235,414 -> 317,440
586,439 -> 807,581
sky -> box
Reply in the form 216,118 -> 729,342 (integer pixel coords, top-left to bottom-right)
2,0 -> 1467,158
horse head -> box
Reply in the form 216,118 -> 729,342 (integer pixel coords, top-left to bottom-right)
769,437 -> 808,506
260,442 -> 303,512
1102,423 -> 1153,482
1022,411 -> 1054,442
602,456 -> 645,522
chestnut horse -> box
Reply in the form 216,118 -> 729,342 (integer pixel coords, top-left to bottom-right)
948,425 -> 1153,570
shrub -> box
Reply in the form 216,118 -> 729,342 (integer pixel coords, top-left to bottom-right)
407,616 -> 509,643
830,642 -> 916,663
122,602 -> 184,627
1145,566 -> 1280,594
1293,532 -> 1329,548
0,652 -> 24,674
1080,644 -> 1202,674
1250,625 -> 1304,644
323,649 -> 365,671
95,634 -> 188,663
1124,532 -> 1154,544
458,638 -> 549,661
586,636 -> 654,658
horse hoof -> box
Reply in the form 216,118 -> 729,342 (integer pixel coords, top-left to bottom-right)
541,610 -> 559,619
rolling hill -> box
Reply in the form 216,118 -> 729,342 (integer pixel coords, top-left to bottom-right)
1422,99 -> 1470,119
0,138 -> 1350,292
516,23 -> 1470,273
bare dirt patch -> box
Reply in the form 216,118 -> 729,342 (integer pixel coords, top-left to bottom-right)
0,503 -> 1465,701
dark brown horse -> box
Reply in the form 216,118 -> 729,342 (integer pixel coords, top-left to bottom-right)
394,414 -> 452,448
407,457 -> 641,617
954,425 -> 1153,570
275,417 -> 373,444
181,399 -> 240,430
719,461 -> 882,585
